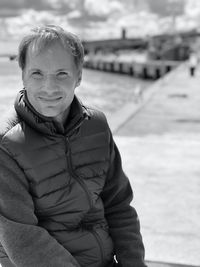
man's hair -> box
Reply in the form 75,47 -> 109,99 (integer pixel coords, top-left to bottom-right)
18,25 -> 84,71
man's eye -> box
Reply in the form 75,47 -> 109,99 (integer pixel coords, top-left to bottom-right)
31,72 -> 43,79
57,72 -> 68,79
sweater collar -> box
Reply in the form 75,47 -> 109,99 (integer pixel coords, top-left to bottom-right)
14,89 -> 89,136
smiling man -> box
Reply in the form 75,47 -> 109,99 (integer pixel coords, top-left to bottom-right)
0,25 -> 146,267
23,40 -> 81,123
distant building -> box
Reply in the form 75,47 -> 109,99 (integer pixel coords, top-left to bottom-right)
82,28 -> 148,55
82,28 -> 200,62
147,30 -> 200,61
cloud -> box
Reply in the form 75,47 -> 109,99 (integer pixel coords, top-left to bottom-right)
185,0 -> 200,17
0,0 -> 24,17
84,0 -> 124,17
0,0 -> 24,9
23,0 -> 53,10
108,11 -> 160,38
0,0 -> 72,17
0,9 -> 22,18
0,0 -> 200,43
1,8 -> 79,42
66,0 -> 125,32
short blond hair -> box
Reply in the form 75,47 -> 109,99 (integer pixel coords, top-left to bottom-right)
18,25 -> 84,71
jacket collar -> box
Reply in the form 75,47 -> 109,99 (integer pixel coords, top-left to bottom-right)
14,89 -> 90,136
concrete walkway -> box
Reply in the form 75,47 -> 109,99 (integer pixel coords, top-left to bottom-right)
109,64 -> 200,266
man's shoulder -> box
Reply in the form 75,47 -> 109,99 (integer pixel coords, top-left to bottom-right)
83,104 -> 107,123
0,107 -> 20,142
80,104 -> 111,135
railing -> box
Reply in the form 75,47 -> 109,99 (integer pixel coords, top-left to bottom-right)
84,55 -> 180,80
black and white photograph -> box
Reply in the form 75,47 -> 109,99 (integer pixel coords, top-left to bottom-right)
0,1 -> 199,267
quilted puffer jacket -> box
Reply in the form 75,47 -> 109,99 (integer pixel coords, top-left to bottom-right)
0,90 -> 146,267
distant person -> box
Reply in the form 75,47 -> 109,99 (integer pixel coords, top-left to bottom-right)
133,85 -> 143,103
0,25 -> 146,267
188,51 -> 198,77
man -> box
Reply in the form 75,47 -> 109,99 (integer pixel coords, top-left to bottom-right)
0,25 -> 146,267
188,50 -> 198,77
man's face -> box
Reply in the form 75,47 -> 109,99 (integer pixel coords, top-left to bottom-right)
23,41 -> 81,121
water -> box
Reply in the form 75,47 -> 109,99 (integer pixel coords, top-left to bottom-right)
0,58 -> 153,117
78,69 -> 152,117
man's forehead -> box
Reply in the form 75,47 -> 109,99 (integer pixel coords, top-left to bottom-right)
27,41 -> 63,58
24,41 -> 78,74
26,42 -> 74,66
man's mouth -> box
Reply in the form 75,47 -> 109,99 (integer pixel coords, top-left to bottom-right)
39,97 -> 62,102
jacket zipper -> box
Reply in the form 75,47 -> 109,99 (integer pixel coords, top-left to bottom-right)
65,136 -> 93,209
92,229 -> 105,264
64,117 -> 106,264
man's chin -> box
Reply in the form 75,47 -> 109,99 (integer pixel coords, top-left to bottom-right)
40,110 -> 60,118
39,106 -> 69,123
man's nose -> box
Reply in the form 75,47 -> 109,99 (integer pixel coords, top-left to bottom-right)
43,75 -> 58,91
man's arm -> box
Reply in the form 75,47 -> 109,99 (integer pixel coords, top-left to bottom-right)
101,131 -> 146,267
0,147 -> 80,267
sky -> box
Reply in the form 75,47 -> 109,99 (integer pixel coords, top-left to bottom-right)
0,0 -> 200,53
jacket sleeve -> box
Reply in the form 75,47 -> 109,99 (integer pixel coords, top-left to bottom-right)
0,146 -> 80,267
101,130 -> 147,267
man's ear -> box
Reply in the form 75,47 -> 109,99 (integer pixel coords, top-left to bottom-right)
22,71 -> 25,87
76,71 -> 82,87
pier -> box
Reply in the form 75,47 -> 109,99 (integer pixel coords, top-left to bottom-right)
110,63 -> 200,267
84,54 -> 180,80
82,29 -> 197,80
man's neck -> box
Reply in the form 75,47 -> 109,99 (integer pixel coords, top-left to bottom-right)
53,107 -> 70,125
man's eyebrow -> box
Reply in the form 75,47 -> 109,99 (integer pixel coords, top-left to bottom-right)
56,68 -> 69,72
28,68 -> 41,73
27,68 -> 69,74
